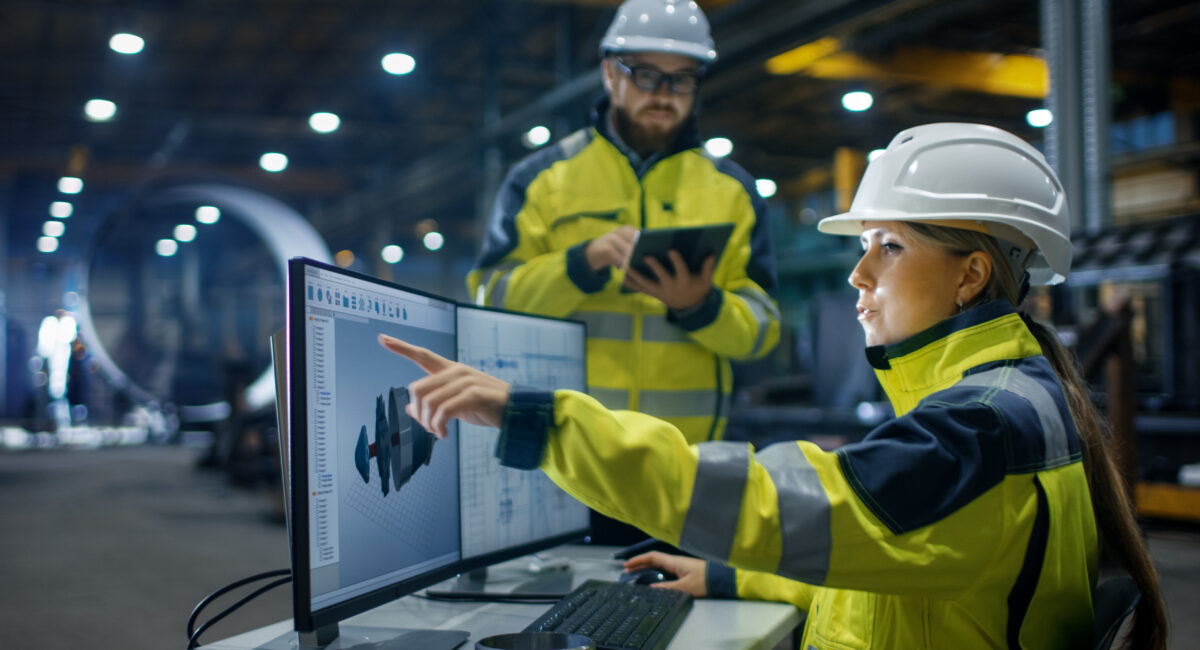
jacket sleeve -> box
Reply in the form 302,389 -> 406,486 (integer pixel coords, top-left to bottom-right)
706,561 -> 816,609
669,160 -> 780,361
466,157 -> 608,317
497,388 -> 1021,601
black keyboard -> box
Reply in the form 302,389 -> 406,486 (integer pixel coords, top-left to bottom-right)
523,579 -> 692,650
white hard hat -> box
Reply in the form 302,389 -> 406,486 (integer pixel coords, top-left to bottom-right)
600,0 -> 717,64
818,123 -> 1072,285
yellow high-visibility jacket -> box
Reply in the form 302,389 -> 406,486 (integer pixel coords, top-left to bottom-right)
468,99 -> 779,443
496,301 -> 1098,649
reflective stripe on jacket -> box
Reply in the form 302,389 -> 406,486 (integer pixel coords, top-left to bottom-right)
467,99 -> 779,443
498,300 -> 1098,649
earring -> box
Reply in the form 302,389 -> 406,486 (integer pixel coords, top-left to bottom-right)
957,300 -> 964,313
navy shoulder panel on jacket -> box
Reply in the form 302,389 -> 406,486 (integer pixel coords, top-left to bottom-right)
707,155 -> 778,292
475,129 -> 596,270
836,358 -> 1081,535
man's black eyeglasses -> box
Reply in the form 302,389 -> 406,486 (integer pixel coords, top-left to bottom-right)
611,58 -> 703,96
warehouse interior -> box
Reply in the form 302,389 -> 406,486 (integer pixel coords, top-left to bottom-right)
1,1 -> 1198,648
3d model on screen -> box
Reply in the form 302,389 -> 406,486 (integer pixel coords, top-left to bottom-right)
353,387 -> 437,496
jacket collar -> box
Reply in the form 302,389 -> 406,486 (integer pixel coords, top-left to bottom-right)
866,300 -> 1044,416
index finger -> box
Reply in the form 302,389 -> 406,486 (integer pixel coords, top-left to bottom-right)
378,334 -> 451,374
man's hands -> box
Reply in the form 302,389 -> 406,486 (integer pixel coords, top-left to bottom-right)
585,225 -> 638,272
377,334 -> 510,437
586,225 -> 715,311
623,551 -> 709,597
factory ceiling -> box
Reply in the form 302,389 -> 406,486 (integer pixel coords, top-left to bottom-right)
3,0 -> 1198,268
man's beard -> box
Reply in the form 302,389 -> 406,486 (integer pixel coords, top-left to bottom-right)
612,103 -> 683,158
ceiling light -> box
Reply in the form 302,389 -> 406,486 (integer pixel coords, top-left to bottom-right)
259,152 -> 288,172
84,99 -> 117,122
704,137 -> 733,158
381,245 -> 404,264
109,33 -> 145,55
155,239 -> 178,257
382,52 -> 416,75
755,179 -> 777,198
43,221 -> 65,238
335,250 -> 355,267
423,231 -> 444,251
50,202 -> 73,218
842,91 -> 873,112
37,236 -> 59,253
523,125 -> 551,148
1026,108 -> 1053,128
57,177 -> 83,194
174,224 -> 197,242
309,112 -> 340,133
195,205 -> 220,224
868,149 -> 886,162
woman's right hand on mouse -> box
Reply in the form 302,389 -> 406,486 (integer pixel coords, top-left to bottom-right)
623,551 -> 708,597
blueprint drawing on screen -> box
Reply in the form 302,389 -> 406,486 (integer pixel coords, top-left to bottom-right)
456,308 -> 590,559
333,315 -> 460,587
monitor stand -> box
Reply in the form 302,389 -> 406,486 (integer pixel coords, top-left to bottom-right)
426,561 -> 577,600
259,624 -> 469,649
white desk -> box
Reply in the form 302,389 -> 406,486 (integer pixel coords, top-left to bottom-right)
200,545 -> 802,650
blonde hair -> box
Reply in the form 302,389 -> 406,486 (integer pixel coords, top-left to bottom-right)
903,221 -> 1167,650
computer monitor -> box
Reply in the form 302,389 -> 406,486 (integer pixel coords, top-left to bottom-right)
287,258 -> 466,647
455,305 -> 590,565
284,258 -> 589,648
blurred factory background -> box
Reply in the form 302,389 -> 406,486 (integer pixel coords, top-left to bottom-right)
1,0 -> 1199,647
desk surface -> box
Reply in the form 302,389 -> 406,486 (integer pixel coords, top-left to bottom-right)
201,545 -> 801,650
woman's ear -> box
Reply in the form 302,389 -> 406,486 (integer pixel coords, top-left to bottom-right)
958,251 -> 993,306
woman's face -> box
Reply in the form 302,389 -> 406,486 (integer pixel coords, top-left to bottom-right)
848,221 -> 967,347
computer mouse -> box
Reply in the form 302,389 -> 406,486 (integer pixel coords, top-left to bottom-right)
619,568 -> 677,586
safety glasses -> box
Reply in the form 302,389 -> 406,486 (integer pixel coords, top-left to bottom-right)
611,58 -> 702,96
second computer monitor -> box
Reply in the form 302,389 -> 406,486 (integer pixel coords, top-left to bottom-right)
456,305 -> 591,562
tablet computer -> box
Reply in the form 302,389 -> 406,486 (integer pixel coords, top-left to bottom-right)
626,223 -> 735,280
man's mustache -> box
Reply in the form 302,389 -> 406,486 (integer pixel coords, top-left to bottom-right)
640,103 -> 677,116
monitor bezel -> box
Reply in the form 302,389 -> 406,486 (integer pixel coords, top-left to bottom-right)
286,257 -> 591,634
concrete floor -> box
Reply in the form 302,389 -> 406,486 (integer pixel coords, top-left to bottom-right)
0,443 -> 1196,649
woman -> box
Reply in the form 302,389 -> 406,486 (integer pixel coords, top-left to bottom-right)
379,123 -> 1166,649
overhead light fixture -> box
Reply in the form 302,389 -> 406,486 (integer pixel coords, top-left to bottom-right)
704,137 -> 733,158
57,177 -> 83,194
174,224 -> 197,242
755,179 -> 777,199
335,250 -> 355,267
382,52 -> 416,75
195,205 -> 220,224
1026,108 -> 1053,128
37,236 -> 59,253
109,33 -> 145,55
84,99 -> 117,122
309,112 -> 341,133
522,125 -> 551,148
259,152 -> 288,172
423,231 -> 444,251
155,239 -> 178,257
43,221 -> 65,238
842,91 -> 873,112
50,201 -> 73,218
382,245 -> 404,264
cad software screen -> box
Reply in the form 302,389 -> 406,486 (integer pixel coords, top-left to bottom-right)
456,306 -> 590,559
300,265 -> 461,611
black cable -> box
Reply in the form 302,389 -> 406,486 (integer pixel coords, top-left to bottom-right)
186,569 -> 291,649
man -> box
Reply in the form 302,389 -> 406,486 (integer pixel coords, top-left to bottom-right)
467,0 -> 779,446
